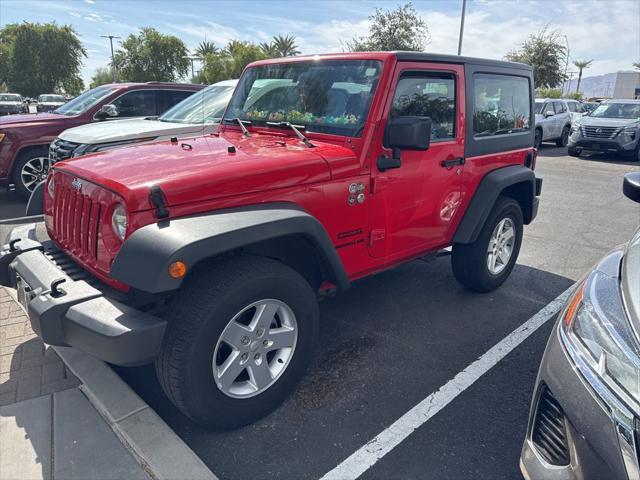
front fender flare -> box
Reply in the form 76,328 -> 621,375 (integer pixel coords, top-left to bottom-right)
110,203 -> 350,293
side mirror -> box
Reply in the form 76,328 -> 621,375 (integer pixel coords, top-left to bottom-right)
378,116 -> 432,171
623,172 -> 640,203
95,104 -> 118,119
544,110 -> 555,118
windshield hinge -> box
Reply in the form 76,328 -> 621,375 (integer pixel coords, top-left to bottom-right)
149,185 -> 169,219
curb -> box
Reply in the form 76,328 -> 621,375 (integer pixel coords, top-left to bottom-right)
54,346 -> 217,480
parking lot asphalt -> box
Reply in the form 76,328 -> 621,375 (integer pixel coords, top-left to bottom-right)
1,146 -> 639,479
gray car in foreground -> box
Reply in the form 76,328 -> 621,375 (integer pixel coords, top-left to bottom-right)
569,100 -> 640,161
520,172 -> 640,479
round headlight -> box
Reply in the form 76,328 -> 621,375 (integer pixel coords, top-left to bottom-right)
111,204 -> 128,240
47,174 -> 55,199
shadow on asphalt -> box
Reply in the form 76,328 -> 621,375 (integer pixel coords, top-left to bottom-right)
114,259 -> 573,480
0,189 -> 27,221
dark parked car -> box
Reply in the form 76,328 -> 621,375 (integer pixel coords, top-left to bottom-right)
0,82 -> 203,196
0,93 -> 28,116
520,172 -> 640,480
36,94 -> 66,113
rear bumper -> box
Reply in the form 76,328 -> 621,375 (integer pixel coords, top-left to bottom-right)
0,224 -> 166,366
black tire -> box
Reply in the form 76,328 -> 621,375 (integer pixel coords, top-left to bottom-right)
568,146 -> 581,157
556,126 -> 570,147
12,147 -> 50,198
534,128 -> 543,150
451,196 -> 523,292
155,255 -> 319,428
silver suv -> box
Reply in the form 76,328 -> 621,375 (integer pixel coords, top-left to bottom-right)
534,98 -> 581,149
569,99 -> 640,161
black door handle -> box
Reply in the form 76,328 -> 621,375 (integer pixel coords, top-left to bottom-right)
441,157 -> 465,167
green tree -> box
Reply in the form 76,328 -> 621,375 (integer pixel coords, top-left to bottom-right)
0,22 -> 86,97
201,41 -> 267,83
536,87 -> 563,98
566,91 -> 584,100
633,61 -> 640,71
573,59 -> 593,93
347,2 -> 429,52
271,34 -> 300,57
506,27 -> 567,89
195,40 -> 217,58
90,67 -> 121,88
114,27 -> 189,82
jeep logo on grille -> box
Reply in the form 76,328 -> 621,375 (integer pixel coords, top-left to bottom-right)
71,178 -> 82,191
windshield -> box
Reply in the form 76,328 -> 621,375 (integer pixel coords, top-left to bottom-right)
590,103 -> 640,120
0,94 -> 22,102
55,85 -> 116,116
159,84 -> 235,124
534,101 -> 546,114
224,60 -> 382,137
39,95 -> 65,103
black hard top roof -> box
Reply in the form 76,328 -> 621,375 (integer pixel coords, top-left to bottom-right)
393,51 -> 532,71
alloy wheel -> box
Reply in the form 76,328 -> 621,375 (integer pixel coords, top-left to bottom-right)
213,299 -> 298,398
20,156 -> 50,191
487,217 -> 516,275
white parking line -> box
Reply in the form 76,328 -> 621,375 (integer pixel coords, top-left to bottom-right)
320,285 -> 575,480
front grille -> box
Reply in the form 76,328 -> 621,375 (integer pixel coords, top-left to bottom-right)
49,138 -> 80,163
52,182 -> 101,262
581,125 -> 619,139
532,386 -> 570,466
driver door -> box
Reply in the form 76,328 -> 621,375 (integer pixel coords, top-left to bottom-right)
368,63 -> 465,261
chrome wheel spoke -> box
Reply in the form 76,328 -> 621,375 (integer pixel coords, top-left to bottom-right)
266,327 -> 296,350
248,361 -> 272,390
251,302 -> 279,331
487,217 -> 515,275
220,320 -> 252,348
216,351 -> 245,390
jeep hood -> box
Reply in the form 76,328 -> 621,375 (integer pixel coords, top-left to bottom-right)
53,132 -> 357,211
59,117 -> 212,145
0,112 -> 65,127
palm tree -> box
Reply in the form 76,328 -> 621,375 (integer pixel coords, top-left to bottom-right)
633,61 -> 640,71
224,40 -> 248,57
195,40 -> 218,58
259,41 -> 277,58
271,34 -> 300,57
573,59 -> 593,93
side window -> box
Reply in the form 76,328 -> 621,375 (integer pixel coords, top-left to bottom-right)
163,90 -> 195,112
575,102 -> 585,113
111,90 -> 158,117
553,101 -> 566,114
390,73 -> 456,141
473,73 -> 530,137
567,102 -> 577,112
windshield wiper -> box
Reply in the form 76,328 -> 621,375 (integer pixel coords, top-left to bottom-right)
234,118 -> 251,137
266,121 -> 314,148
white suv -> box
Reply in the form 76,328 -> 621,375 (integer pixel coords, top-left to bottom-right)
534,98 -> 583,149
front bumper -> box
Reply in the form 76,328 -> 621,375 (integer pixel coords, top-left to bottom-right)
569,134 -> 638,155
0,224 -> 166,366
520,317 -> 636,480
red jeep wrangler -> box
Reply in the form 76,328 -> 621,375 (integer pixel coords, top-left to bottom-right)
1,52 -> 541,428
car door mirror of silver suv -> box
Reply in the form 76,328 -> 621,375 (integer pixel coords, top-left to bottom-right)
544,110 -> 555,118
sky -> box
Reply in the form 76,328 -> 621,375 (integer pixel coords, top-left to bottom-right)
1,0 -> 639,87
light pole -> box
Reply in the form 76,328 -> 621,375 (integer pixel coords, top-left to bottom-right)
184,55 -> 201,80
562,35 -> 570,95
457,0 -> 467,55
101,35 -> 121,83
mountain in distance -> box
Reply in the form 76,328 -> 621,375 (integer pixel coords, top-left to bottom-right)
562,71 -> 633,99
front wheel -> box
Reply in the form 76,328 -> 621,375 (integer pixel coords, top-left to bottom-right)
451,196 -> 523,292
568,146 -> 581,157
534,129 -> 543,150
155,256 -> 319,428
556,126 -> 570,147
12,147 -> 50,198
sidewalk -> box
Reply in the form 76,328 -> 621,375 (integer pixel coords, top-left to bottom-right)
0,287 -> 149,480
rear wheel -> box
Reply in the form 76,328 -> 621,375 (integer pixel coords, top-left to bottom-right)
451,196 -> 523,292
12,147 -> 50,198
155,256 -> 319,428
556,126 -> 570,147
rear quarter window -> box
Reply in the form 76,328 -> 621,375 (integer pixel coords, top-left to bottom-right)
473,73 -> 531,137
